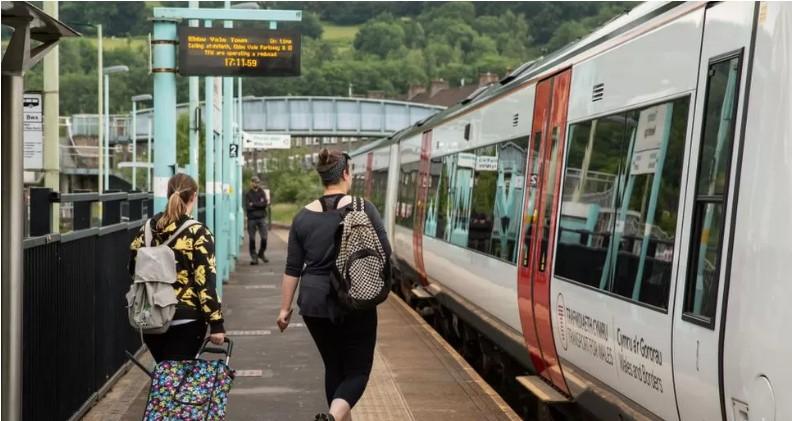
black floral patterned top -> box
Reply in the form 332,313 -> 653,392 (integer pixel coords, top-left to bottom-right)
129,213 -> 225,333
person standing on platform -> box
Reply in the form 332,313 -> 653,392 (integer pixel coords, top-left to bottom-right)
277,149 -> 391,421
246,176 -> 269,265
128,173 -> 225,362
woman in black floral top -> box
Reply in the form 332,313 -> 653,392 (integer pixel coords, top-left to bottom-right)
129,173 -> 225,362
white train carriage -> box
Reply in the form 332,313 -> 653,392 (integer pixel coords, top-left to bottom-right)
349,2 -> 792,420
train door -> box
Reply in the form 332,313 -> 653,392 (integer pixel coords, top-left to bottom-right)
412,130 -> 432,285
517,69 -> 572,393
671,3 -> 755,420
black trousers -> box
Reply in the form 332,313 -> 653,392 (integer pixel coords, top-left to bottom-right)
304,310 -> 377,407
144,320 -> 207,363
247,217 -> 268,260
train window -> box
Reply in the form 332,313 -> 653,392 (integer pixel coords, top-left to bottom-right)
443,152 -> 474,247
469,145 -> 498,254
424,137 -> 529,263
612,98 -> 690,308
470,139 -> 529,262
555,96 -> 690,311
424,157 -> 445,238
555,115 -> 628,287
493,137 -> 528,262
396,162 -> 419,228
351,172 -> 366,197
369,169 -> 388,213
683,55 -> 741,325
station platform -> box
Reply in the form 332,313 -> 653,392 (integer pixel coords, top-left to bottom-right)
83,228 -> 518,421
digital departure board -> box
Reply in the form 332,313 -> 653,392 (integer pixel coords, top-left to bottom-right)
178,27 -> 301,77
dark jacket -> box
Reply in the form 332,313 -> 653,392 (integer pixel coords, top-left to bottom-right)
285,196 -> 391,321
246,187 -> 269,219
129,213 -> 225,333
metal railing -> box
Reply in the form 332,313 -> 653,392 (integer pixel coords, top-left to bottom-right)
22,190 -> 153,420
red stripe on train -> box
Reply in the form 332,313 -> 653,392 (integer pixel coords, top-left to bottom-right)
518,70 -> 572,395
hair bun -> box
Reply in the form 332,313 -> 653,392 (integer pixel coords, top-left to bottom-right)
318,148 -> 331,165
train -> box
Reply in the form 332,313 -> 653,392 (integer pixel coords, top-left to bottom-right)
348,2 -> 792,420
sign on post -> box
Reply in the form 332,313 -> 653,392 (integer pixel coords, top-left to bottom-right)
179,27 -> 301,77
229,144 -> 239,158
243,133 -> 291,150
23,92 -> 43,170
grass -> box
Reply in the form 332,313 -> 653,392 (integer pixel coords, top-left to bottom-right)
322,23 -> 359,44
270,203 -> 300,226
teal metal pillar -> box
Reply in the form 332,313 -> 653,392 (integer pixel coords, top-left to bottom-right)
152,17 -> 178,212
188,1 -> 200,211
237,78 -> 244,253
222,1 -> 234,277
204,19 -> 215,234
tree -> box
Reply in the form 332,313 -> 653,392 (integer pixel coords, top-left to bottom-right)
295,11 -> 323,39
60,2 -> 148,36
401,19 -> 425,49
353,19 -> 406,58
430,18 -> 478,53
424,41 -> 461,79
545,21 -> 589,52
468,35 -> 498,61
420,2 -> 476,26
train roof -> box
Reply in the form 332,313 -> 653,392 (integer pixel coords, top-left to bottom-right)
352,1 -> 684,153
349,125 -> 411,156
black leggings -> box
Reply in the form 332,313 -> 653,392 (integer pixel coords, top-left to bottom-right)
304,310 -> 377,407
144,320 -> 207,363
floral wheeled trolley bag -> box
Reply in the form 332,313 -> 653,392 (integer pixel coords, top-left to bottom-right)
143,339 -> 235,420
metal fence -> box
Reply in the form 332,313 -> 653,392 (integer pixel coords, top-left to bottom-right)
22,191 -> 153,420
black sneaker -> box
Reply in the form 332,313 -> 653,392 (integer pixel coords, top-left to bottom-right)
258,249 -> 269,263
313,414 -> 335,421
250,259 -> 258,265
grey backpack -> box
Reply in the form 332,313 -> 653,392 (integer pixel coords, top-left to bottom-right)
126,219 -> 199,334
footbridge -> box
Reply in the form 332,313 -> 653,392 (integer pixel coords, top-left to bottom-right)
70,96 -> 444,142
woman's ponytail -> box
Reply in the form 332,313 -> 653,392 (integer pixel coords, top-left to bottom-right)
157,173 -> 198,230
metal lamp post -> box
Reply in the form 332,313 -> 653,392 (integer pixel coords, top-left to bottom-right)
102,64 -> 128,191
131,94 -> 152,191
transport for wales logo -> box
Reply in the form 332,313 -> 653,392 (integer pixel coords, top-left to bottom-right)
557,292 -> 567,351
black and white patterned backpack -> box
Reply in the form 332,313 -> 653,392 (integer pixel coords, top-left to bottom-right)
331,196 -> 389,310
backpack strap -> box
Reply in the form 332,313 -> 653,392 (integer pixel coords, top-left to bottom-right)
319,194 -> 347,212
162,219 -> 201,247
332,194 -> 346,210
353,196 -> 365,212
144,218 -> 153,247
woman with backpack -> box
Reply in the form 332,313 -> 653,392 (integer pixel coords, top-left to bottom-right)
129,173 -> 225,362
277,149 -> 392,421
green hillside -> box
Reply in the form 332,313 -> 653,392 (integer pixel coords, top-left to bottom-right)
14,2 -> 634,116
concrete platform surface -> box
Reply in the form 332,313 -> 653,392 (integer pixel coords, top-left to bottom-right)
82,228 -> 518,421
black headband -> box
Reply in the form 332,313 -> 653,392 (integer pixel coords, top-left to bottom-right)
318,153 -> 349,184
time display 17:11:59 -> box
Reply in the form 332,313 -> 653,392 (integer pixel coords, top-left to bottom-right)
223,58 -> 258,68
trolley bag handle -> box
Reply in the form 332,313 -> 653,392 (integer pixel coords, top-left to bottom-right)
197,337 -> 233,365
125,350 -> 155,379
